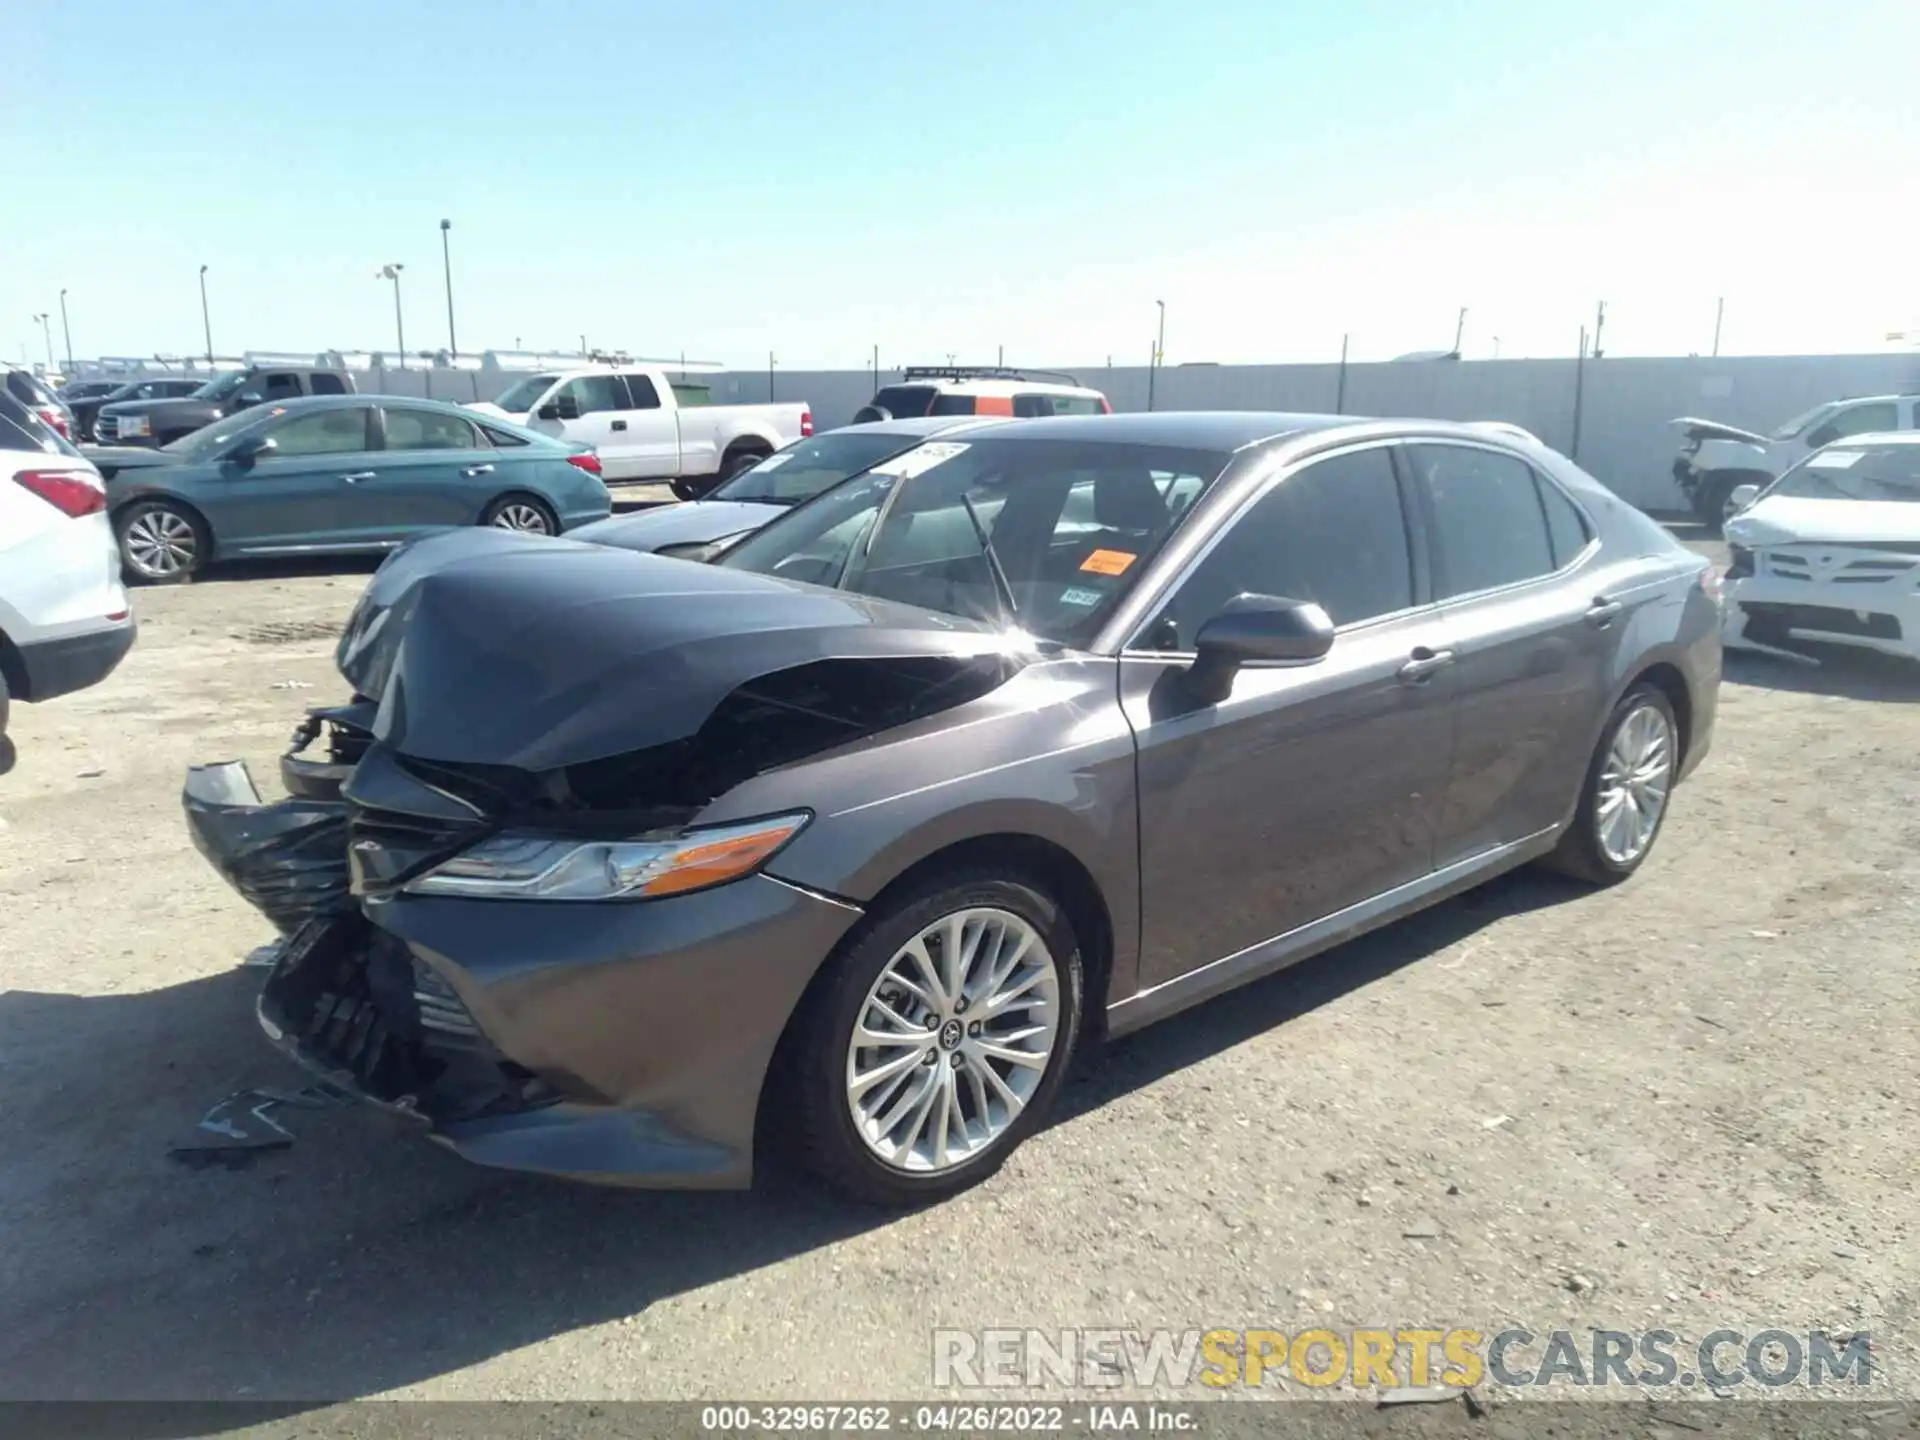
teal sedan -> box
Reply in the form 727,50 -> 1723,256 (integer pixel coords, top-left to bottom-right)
87,395 -> 612,582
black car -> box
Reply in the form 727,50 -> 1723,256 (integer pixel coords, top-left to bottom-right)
69,375 -> 206,443
93,364 -> 355,446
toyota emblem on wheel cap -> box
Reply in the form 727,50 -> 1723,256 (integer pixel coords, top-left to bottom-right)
939,1018 -> 963,1050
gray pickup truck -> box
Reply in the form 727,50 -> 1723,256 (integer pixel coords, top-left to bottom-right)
93,365 -> 357,447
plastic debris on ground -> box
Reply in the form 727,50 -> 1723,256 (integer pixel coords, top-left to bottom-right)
168,1085 -> 346,1170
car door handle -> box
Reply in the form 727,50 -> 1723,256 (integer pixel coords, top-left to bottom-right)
610,419 -> 627,431
1398,647 -> 1456,683
461,464 -> 495,477
1586,596 -> 1624,628
340,471 -> 377,484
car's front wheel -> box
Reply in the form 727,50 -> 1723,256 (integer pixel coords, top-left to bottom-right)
1542,683 -> 1679,885
784,868 -> 1084,1206
116,499 -> 209,584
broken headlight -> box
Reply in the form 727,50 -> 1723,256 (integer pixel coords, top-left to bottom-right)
403,812 -> 810,901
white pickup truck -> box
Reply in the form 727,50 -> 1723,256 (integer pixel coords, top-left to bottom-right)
469,366 -> 812,496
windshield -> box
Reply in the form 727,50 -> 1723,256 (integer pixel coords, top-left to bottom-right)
159,405 -> 281,457
711,430 -> 922,505
190,370 -> 251,402
1767,444 -> 1920,503
1769,402 -> 1836,441
719,437 -> 1232,645
491,374 -> 559,413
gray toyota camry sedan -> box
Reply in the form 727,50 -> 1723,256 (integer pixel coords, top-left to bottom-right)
186,412 -> 1721,1205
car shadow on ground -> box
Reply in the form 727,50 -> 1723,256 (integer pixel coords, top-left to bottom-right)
1725,642 -> 1920,704
0,867 -> 1580,1409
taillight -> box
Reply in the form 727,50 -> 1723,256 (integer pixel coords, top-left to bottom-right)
36,406 -> 71,439
800,408 -> 814,438
14,468 -> 106,517
566,451 -> 603,476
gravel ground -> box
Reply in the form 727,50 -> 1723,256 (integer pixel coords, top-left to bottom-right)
1,539 -> 1915,1411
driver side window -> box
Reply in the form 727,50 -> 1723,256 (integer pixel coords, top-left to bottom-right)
1141,447 -> 1413,650
1812,402 -> 1898,446
260,373 -> 303,401
261,408 -> 372,457
556,376 -> 629,415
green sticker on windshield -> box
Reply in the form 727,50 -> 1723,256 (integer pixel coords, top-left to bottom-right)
1060,586 -> 1104,607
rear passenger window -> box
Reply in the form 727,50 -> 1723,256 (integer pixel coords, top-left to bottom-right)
1537,478 -> 1591,566
1147,446 -> 1412,645
309,373 -> 348,395
384,407 -> 479,451
929,394 -> 977,416
1410,445 -> 1557,598
621,374 -> 661,409
480,424 -> 530,447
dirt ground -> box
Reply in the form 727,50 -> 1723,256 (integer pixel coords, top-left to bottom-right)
1,538 -> 1916,1410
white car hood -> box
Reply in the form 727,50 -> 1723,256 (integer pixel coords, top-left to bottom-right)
1725,496 -> 1920,547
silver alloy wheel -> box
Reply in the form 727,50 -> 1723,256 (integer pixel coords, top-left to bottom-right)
1595,703 -> 1674,866
845,906 -> 1060,1173
490,502 -> 552,534
123,508 -> 198,578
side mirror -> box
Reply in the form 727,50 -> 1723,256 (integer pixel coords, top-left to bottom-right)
1184,594 -> 1335,703
851,404 -> 892,425
1806,424 -> 1838,449
540,395 -> 580,421
235,390 -> 264,408
1728,483 -> 1761,513
227,434 -> 277,466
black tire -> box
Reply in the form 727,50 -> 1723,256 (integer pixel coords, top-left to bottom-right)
717,446 -> 769,483
115,499 -> 210,584
1540,682 -> 1680,886
780,866 -> 1085,1207
479,494 -> 559,535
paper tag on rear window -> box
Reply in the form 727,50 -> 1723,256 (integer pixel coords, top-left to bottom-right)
1808,450 -> 1863,468
1080,549 -> 1137,576
868,441 -> 970,478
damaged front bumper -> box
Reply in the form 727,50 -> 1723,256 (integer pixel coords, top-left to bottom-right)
186,761 -> 867,1187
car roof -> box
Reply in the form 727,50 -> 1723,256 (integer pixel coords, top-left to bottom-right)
252,392 -> 468,414
953,410 -> 1357,450
885,378 -> 1103,398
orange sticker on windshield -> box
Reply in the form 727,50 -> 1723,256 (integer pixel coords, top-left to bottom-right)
1080,549 -> 1137,576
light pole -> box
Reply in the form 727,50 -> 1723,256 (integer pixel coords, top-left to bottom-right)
58,290 -> 73,371
439,219 -> 457,357
31,313 -> 53,372
378,264 -> 406,368
1147,299 -> 1166,410
198,265 -> 213,363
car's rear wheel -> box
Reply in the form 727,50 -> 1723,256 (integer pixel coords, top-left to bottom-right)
718,447 -> 769,483
1542,683 -> 1679,885
783,868 -> 1084,1206
116,500 -> 208,584
480,494 -> 558,535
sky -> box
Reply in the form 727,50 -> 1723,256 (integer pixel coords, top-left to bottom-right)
9,0 -> 1918,370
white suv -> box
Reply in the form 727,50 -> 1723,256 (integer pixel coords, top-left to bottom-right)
855,366 -> 1111,423
0,391 -> 135,773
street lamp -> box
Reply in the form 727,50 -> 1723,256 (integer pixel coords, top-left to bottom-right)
377,264 -> 406,368
198,265 -> 213,364
58,290 -> 73,371
439,219 -> 457,357
31,312 -> 53,372
1147,299 -> 1166,410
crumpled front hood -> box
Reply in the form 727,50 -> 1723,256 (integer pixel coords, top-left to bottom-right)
1672,416 -> 1771,447
1726,496 -> 1920,547
568,500 -> 788,554
336,528 -> 1025,771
